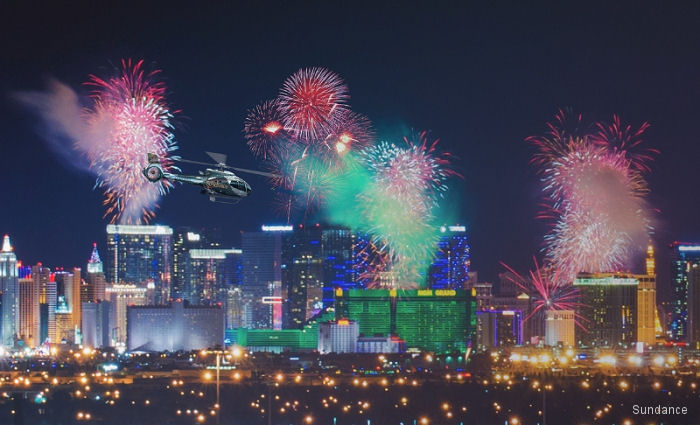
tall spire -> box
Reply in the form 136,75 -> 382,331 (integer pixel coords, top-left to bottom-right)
87,243 -> 103,274
646,240 -> 655,276
1,235 -> 12,252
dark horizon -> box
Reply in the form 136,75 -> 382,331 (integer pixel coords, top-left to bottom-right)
2,2 -> 700,296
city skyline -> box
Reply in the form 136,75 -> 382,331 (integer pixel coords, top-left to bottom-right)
3,3 -> 700,287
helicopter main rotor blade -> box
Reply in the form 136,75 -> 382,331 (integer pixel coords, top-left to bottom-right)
174,157 -> 281,178
174,158 -> 218,167
205,151 -> 228,166
230,166 -> 281,178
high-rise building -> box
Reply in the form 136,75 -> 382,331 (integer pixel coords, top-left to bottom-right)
429,225 -> 471,289
172,227 -> 224,299
106,224 -> 173,304
172,229 -> 204,300
225,286 -> 244,329
184,248 -> 241,305
18,270 -> 40,347
55,296 -> 74,344
241,226 -> 287,328
106,283 -> 149,344
670,242 -> 700,341
84,244 -> 107,303
321,226 -> 356,304
282,225 -> 324,329
32,264 -> 55,343
82,301 -> 113,348
127,300 -> 224,351
475,309 -> 523,350
637,243 -> 657,346
54,268 -> 83,333
545,309 -> 575,347
688,264 -> 700,348
0,235 -> 19,347
574,273 -> 640,348
318,319 -> 359,354
335,288 -> 476,353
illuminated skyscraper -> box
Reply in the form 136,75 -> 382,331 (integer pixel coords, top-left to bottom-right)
476,309 -> 523,350
171,228 -> 220,299
637,242 -> 657,346
106,224 -> 173,304
18,270 -> 40,347
688,264 -> 700,348
84,243 -> 106,303
32,264 -> 55,344
184,248 -> 241,305
321,226 -> 356,304
54,268 -> 83,333
0,235 -> 19,347
241,225 -> 287,328
429,225 -> 471,289
670,242 -> 700,341
282,225 -> 324,329
574,273 -> 643,348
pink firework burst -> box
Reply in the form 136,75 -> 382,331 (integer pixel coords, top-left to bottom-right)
320,110 -> 375,158
85,59 -> 178,224
529,112 -> 654,281
278,67 -> 349,142
501,258 -> 587,329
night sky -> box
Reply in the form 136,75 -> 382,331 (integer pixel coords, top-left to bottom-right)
2,2 -> 700,296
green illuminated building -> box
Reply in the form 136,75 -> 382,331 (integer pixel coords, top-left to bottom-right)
335,288 -> 476,353
227,308 -> 335,352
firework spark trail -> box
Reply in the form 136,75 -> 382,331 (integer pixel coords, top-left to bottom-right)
501,259 -> 588,329
529,111 -> 654,281
85,59 -> 178,223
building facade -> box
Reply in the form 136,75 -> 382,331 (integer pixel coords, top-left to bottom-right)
241,226 -> 286,328
106,224 -> 173,304
574,273 -> 640,348
84,244 -> 107,303
545,309 -> 575,347
428,225 -> 471,289
0,235 -> 19,347
318,319 -> 359,354
335,288 -> 476,353
126,300 -> 224,351
670,242 -> 700,341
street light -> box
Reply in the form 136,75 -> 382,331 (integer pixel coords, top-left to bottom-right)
201,347 -> 245,425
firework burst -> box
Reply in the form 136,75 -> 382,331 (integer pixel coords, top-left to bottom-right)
85,59 -> 178,223
320,110 -> 374,160
279,67 -> 349,142
529,111 -> 654,281
244,99 -> 290,161
501,259 -> 587,328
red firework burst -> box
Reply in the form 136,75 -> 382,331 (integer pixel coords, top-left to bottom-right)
278,67 -> 349,142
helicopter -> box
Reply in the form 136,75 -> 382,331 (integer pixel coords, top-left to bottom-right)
142,151 -> 276,203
